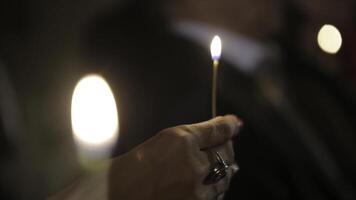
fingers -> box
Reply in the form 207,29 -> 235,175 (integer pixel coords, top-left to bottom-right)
189,115 -> 243,149
212,161 -> 237,196
198,163 -> 236,199
154,116 -> 242,199
203,142 -> 239,198
216,161 -> 235,188
194,142 -> 238,198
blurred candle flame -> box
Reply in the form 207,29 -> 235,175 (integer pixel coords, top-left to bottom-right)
211,35 -> 222,61
317,24 -> 342,54
71,74 -> 119,156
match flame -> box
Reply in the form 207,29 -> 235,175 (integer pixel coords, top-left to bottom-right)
210,35 -> 222,61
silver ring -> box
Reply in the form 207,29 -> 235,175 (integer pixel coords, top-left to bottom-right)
214,151 -> 229,169
204,151 -> 229,184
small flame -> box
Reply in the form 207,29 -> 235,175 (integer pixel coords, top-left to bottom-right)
210,35 -> 222,61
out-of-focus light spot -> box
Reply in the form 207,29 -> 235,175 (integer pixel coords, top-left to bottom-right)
317,24 -> 342,54
211,35 -> 222,61
71,74 -> 119,159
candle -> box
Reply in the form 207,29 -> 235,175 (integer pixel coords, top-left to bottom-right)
210,35 -> 222,118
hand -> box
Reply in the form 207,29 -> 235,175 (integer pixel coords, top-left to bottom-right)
108,115 -> 242,200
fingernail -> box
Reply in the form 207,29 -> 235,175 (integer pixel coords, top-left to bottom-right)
227,114 -> 243,128
231,163 -> 240,174
237,118 -> 244,128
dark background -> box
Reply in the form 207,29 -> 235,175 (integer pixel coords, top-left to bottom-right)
1,0 -> 356,199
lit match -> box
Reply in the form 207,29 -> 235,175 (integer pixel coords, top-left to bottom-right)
210,35 -> 222,118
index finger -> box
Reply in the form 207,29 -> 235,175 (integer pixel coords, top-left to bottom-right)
189,115 -> 242,149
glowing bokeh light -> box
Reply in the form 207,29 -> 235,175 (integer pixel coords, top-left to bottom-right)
211,35 -> 222,61
317,24 -> 342,54
71,74 -> 119,146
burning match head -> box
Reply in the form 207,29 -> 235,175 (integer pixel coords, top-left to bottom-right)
210,35 -> 222,61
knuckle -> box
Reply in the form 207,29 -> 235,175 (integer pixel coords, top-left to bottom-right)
157,127 -> 175,137
174,126 -> 194,145
176,124 -> 192,133
160,126 -> 188,139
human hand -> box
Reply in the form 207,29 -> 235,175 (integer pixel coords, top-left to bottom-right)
108,115 -> 242,200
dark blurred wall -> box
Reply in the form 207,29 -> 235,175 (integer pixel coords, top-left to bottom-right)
0,0 -> 122,199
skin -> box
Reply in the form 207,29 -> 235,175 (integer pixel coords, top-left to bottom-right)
50,115 -> 242,200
